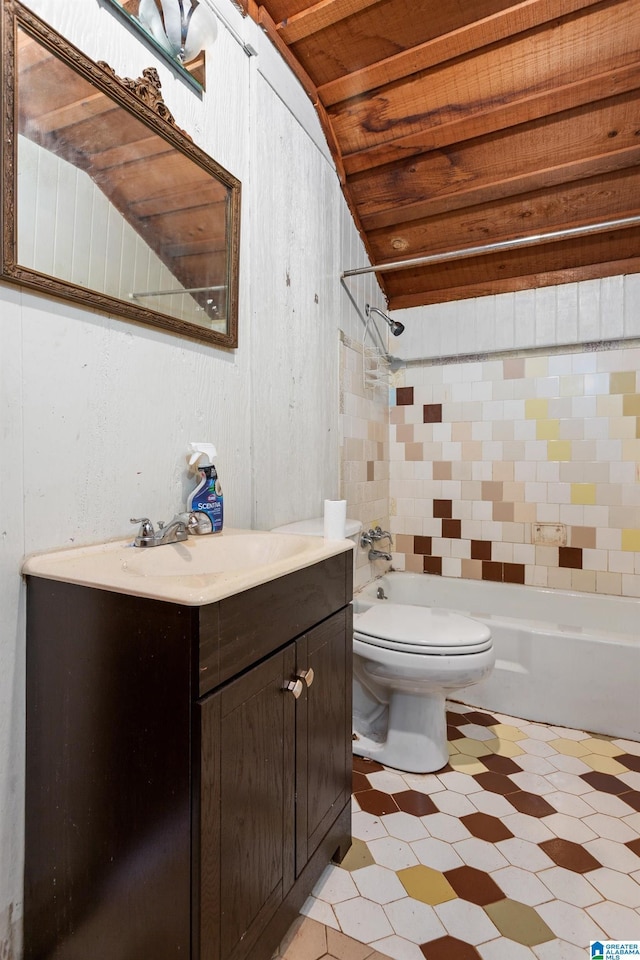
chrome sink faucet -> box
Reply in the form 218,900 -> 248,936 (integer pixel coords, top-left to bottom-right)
130,512 -> 201,547
360,526 -> 393,562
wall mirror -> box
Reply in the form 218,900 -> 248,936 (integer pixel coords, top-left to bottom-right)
1,0 -> 241,348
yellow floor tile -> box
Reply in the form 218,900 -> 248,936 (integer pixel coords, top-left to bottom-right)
548,738 -> 590,757
338,838 -> 375,872
580,737 -> 624,757
488,723 -> 527,741
453,736 -> 494,758
581,754 -> 629,775
483,737 -> 526,758
448,753 -> 489,775
398,865 -> 457,905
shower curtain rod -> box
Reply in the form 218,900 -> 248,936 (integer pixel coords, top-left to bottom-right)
341,215 -> 640,279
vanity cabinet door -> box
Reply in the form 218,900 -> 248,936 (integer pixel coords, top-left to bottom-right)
197,644 -> 297,960
295,608 -> 353,875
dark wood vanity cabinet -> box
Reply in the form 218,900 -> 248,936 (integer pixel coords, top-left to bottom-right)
25,553 -> 353,960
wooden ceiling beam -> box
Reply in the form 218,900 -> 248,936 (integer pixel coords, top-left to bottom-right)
317,0 -> 606,107
331,0 -> 639,158
353,92 -> 640,229
367,167 -> 640,262
340,61 -> 640,175
278,0 -> 383,43
387,254 -> 640,309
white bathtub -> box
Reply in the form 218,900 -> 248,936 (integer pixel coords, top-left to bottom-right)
354,572 -> 640,741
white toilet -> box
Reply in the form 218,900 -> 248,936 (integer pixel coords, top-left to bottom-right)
271,516 -> 494,774
353,602 -> 493,773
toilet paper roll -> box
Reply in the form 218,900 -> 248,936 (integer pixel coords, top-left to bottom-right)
323,499 -> 347,539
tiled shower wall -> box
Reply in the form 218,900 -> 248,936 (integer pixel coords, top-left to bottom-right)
340,332 -> 390,590
389,344 -> 640,598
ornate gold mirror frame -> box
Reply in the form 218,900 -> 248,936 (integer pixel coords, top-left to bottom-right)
1,0 -> 241,348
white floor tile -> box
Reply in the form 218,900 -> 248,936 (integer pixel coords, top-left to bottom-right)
383,897 -> 447,944
536,867 -> 602,908
367,837 -> 420,871
490,866 -> 554,907
535,900 -> 606,947
334,897 -> 395,942
587,868 -> 640,908
435,896 -> 500,944
410,837 -> 465,871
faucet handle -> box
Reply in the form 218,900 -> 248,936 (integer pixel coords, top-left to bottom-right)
130,517 -> 154,536
374,526 -> 393,545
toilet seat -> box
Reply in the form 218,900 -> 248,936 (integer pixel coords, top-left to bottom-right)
354,602 -> 492,656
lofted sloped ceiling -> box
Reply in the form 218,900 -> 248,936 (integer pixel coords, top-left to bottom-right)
242,0 -> 640,310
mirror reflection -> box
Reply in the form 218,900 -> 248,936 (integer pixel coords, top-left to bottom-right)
3,2 -> 241,347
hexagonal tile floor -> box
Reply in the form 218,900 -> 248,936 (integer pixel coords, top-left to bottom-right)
273,702 -> 640,960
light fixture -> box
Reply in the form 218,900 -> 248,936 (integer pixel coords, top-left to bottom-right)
365,303 -> 405,337
137,0 -> 217,63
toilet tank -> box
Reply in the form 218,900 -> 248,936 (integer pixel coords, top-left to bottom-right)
271,517 -> 362,583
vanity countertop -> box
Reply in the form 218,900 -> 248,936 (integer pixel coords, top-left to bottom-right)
22,528 -> 353,606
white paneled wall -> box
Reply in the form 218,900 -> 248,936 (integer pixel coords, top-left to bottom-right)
395,274 -> 640,361
0,1 -> 380,952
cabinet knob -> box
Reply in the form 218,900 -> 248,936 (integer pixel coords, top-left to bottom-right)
284,678 -> 304,699
297,668 -> 315,688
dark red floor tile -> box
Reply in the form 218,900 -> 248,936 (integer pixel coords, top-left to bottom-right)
620,791 -> 640,812
580,771 -> 630,795
618,753 -> 640,773
472,772 -> 520,795
482,754 -> 522,775
393,790 -> 439,816
508,791 -> 556,818
444,865 -> 505,906
420,936 -> 483,959
464,710 -> 499,726
539,838 -> 601,873
447,724 -> 466,741
624,837 -> 640,859
352,770 -> 371,793
446,711 -> 466,727
461,812 -> 514,842
355,789 -> 400,816
353,756 -> 385,774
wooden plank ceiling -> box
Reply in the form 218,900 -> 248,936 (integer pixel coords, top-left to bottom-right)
243,0 -> 640,308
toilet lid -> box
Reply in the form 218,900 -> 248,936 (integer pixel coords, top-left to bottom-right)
354,603 -> 492,656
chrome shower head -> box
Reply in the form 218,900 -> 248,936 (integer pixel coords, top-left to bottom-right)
365,304 -> 405,336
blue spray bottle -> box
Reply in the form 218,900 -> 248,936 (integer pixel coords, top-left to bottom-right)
187,442 -> 223,534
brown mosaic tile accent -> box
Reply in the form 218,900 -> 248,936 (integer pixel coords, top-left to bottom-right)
503,563 -> 525,584
421,937 -> 483,960
481,481 -> 503,501
414,536 -> 433,555
507,791 -> 556,818
461,812 -> 514,842
580,770 -> 630,794
559,546 -> 583,569
423,403 -> 443,423
442,518 -> 462,538
471,540 -> 491,561
443,865 -> 505,906
481,561 -> 503,582
433,461 -> 452,480
366,461 -> 374,481
571,526 -> 597,548
433,499 -> 453,519
393,790 -> 439,817
503,357 -> 525,379
355,789 -> 400,816
424,556 -> 443,575
472,772 -> 520,796
396,386 -> 414,405
538,838 -> 602,873
493,501 -> 514,522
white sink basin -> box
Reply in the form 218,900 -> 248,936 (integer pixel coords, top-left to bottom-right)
22,528 -> 353,605
123,533 -> 310,577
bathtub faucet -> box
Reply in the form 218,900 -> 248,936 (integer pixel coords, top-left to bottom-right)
361,526 -> 394,549
368,548 -> 392,562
